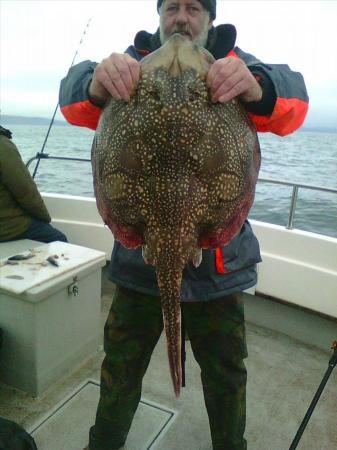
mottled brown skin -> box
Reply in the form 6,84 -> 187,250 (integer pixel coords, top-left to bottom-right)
91,34 -> 260,397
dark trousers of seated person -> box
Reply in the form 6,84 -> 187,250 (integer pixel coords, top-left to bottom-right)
18,218 -> 68,243
89,285 -> 247,450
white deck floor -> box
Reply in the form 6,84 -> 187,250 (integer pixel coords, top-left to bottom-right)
0,270 -> 336,450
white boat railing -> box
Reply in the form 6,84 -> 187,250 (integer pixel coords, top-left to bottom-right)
26,153 -> 337,236
257,177 -> 337,230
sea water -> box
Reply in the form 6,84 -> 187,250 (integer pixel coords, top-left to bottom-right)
6,123 -> 337,239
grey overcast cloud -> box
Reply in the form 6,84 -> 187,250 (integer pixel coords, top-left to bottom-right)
1,0 -> 337,129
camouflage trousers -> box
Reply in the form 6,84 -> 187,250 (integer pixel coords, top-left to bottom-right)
89,286 -> 248,450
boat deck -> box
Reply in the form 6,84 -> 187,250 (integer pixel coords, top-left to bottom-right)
0,267 -> 336,450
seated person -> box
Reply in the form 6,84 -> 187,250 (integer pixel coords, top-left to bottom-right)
0,125 -> 67,244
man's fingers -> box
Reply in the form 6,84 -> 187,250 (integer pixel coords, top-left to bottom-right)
218,80 -> 247,103
207,57 -> 234,92
111,58 -> 134,99
99,72 -> 122,100
125,55 -> 141,89
108,53 -> 140,100
211,72 -> 245,103
91,63 -> 115,99
94,53 -> 140,102
207,57 -> 256,103
208,56 -> 262,104
109,68 -> 131,101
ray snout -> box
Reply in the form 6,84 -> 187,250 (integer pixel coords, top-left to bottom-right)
141,34 -> 214,77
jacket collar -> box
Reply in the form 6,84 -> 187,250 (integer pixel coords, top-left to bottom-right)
134,24 -> 237,59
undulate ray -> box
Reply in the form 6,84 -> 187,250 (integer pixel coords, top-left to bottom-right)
91,34 -> 261,396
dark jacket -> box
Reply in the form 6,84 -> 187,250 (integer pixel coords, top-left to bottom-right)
0,128 -> 51,241
59,24 -> 309,301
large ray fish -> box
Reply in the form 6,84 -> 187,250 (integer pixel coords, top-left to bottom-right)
91,34 -> 260,397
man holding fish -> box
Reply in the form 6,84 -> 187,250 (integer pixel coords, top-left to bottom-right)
59,1 -> 308,449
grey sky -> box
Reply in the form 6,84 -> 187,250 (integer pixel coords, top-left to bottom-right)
1,0 -> 337,128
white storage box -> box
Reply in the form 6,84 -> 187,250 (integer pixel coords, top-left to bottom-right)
0,240 -> 106,396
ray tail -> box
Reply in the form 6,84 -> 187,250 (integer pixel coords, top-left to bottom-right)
156,262 -> 183,397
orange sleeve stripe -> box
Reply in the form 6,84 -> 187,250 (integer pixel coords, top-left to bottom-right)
227,50 -> 238,58
227,50 -> 309,136
60,101 -> 102,130
215,247 -> 226,274
248,97 -> 309,136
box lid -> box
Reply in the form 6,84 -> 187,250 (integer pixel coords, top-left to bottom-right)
0,241 -> 106,295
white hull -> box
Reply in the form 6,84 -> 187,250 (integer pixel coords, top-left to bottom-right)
43,192 -> 337,319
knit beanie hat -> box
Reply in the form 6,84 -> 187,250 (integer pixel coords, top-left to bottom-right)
157,0 -> 216,21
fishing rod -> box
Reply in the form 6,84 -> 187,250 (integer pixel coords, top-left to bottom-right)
31,17 -> 92,179
288,340 -> 337,449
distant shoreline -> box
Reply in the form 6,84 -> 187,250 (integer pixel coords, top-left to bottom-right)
1,114 -> 69,127
1,114 -> 336,133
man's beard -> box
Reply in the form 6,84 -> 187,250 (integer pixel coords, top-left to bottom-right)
159,18 -> 210,48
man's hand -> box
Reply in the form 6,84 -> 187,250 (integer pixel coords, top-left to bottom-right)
88,53 -> 141,106
207,57 -> 263,104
